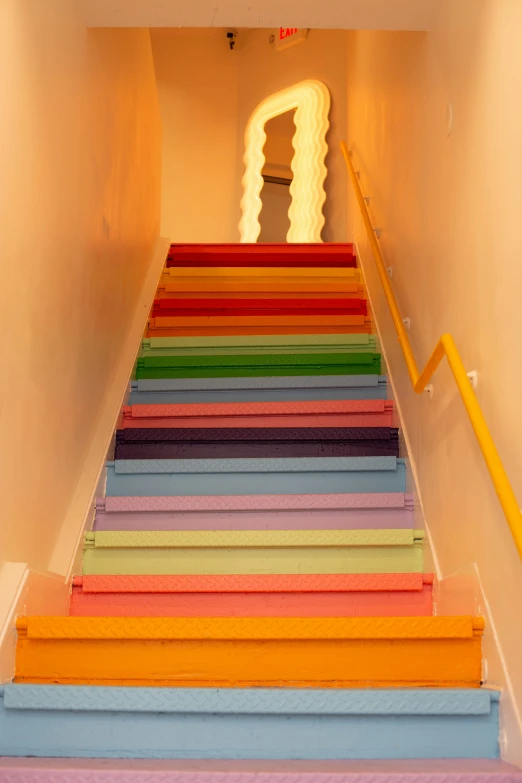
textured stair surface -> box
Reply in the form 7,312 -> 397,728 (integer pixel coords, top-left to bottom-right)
0,760 -> 521,783
15,616 -> 482,687
105,457 -> 407,497
70,573 -> 434,617
129,376 -> 388,404
94,492 -> 415,530
4,241 -> 500,766
0,687 -> 498,759
121,400 -> 395,429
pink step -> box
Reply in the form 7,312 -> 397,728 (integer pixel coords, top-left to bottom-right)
0,759 -> 520,783
70,574 -> 434,618
94,493 -> 415,531
121,400 -> 394,429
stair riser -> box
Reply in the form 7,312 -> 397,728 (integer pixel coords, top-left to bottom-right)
15,637 -> 481,688
70,586 -> 433,617
114,442 -> 399,459
136,367 -> 380,380
93,507 -> 414,531
82,544 -> 423,576
121,414 -> 394,429
105,464 -> 407,497
0,709 -> 498,760
129,388 -> 387,404
147,326 -> 373,337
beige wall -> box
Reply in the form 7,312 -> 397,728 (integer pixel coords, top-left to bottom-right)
346,2 -> 522,762
151,29 -> 240,243
0,0 -> 162,661
152,29 -> 348,243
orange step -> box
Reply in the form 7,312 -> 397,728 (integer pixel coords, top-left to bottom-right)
15,616 -> 483,688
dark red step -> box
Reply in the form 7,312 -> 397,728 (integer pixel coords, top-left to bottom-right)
166,243 -> 356,268
151,298 -> 367,318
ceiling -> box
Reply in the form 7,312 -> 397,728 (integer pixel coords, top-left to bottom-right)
78,0 -> 436,31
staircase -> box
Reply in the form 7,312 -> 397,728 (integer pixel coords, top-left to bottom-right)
0,243 -> 519,781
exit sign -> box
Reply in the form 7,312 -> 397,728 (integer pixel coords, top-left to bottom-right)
275,28 -> 309,51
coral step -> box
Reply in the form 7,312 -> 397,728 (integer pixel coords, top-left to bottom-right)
140,334 -> 378,356
135,353 -> 381,380
166,244 -> 356,268
14,617 -> 483,687
146,315 -> 373,337
105,457 -> 407,497
0,687 -> 499,760
81,529 -> 424,576
1,760 -> 520,782
70,573 -> 434,617
121,400 -> 394,429
113,427 -> 399,460
159,288 -> 365,298
95,492 -> 414,531
129,376 -> 388,404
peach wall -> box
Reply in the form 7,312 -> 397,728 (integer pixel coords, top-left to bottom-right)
152,29 -> 348,243
151,30 -> 240,243
346,2 -> 522,762
0,1 -> 163,675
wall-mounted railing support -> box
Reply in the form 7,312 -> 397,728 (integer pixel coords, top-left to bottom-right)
342,140 -> 522,558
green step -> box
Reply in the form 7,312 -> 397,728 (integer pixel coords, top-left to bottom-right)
135,353 -> 382,380
140,334 -> 378,357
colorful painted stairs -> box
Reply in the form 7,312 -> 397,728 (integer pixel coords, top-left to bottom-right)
0,243 -> 519,782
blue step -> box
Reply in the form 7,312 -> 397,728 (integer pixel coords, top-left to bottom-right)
105,457 -> 407,497
0,686 -> 499,760
129,376 -> 388,405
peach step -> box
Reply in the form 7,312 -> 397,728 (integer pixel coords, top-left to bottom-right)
121,400 -> 394,429
70,574 -> 434,617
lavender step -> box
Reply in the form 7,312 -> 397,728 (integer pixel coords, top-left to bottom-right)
0,760 -> 520,783
94,494 -> 415,532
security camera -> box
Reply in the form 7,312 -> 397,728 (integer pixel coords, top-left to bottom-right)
226,31 -> 237,50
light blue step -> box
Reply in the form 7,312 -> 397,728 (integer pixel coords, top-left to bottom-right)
0,686 -> 499,760
106,457 -> 407,497
129,376 -> 388,405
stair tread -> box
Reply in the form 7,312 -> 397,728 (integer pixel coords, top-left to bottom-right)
16,616 -> 483,640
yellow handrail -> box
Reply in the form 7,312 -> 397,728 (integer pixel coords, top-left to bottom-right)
341,141 -> 522,558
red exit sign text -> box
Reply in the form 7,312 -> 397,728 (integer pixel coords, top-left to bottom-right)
275,28 -> 309,51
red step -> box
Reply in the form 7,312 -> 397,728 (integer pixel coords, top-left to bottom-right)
166,243 -> 356,268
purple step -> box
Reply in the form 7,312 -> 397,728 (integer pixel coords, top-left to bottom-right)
113,427 -> 399,460
94,493 -> 415,532
0,759 -> 520,783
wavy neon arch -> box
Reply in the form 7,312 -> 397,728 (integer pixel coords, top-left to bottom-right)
239,80 -> 331,243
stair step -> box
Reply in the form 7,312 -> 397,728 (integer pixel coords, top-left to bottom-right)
151,298 -> 368,318
0,687 -> 498,761
82,529 -> 424,576
146,315 -> 373,337
95,492 -> 414,531
159,286 -> 365,297
121,400 -> 394,429
129,376 -> 388,404
166,244 -> 356,268
135,353 -> 381,380
14,617 -> 483,687
1,759 -> 520,782
106,457 -> 407,497
70,573 -> 434,617
114,427 -> 399,460
140,334 -> 378,356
